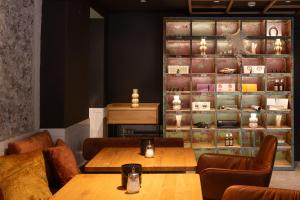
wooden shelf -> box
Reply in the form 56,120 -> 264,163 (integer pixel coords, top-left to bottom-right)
217,144 -> 241,149
267,125 -> 292,130
166,109 -> 191,113
166,125 -> 191,131
242,125 -> 265,130
274,160 -> 292,167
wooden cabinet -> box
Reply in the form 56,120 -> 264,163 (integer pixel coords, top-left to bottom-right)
163,18 -> 294,170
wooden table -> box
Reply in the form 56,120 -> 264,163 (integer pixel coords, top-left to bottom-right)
50,174 -> 203,200
84,147 -> 197,172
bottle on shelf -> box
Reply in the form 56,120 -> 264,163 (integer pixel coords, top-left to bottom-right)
274,79 -> 279,91
225,134 -> 229,146
229,133 -> 233,146
279,79 -> 285,91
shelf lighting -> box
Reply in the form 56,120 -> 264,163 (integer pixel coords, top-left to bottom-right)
248,1 -> 256,7
213,0 -> 220,3
140,0 -> 147,3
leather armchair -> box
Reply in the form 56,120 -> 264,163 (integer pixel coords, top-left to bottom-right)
197,135 -> 277,200
222,185 -> 300,200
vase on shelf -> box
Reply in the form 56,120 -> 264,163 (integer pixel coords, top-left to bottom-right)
172,95 -> 181,110
199,38 -> 207,55
274,39 -> 282,55
175,114 -> 182,128
131,89 -> 139,108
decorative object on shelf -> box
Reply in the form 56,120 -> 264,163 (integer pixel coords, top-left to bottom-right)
145,141 -> 155,158
242,84 -> 257,92
276,114 -> 282,127
126,167 -> 140,193
168,65 -> 189,74
196,84 -> 215,92
192,102 -> 210,111
279,79 -> 285,91
225,134 -> 230,146
251,42 -> 258,54
243,65 -> 265,74
217,120 -> 239,128
249,113 -> 258,128
131,89 -> 139,108
220,105 -> 238,110
274,39 -> 283,55
251,105 -> 261,111
217,84 -> 235,92
194,122 -> 209,128
267,98 -> 289,110
175,114 -> 182,128
229,133 -> 233,146
274,79 -> 280,91
172,95 -> 181,110
267,26 -> 279,36
199,38 -> 207,55
219,68 -> 237,74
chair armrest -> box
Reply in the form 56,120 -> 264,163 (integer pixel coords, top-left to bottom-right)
197,153 -> 255,173
200,168 -> 270,200
222,185 -> 300,200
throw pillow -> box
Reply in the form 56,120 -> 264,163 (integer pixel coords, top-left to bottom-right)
45,140 -> 79,186
8,130 -> 53,154
0,151 -> 52,200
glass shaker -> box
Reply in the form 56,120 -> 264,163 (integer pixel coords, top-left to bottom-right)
145,141 -> 154,158
127,168 -> 140,194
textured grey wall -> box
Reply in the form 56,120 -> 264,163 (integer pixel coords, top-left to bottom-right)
0,0 -> 35,140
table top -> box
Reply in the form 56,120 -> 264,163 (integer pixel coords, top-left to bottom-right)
50,174 -> 203,200
84,147 -> 197,172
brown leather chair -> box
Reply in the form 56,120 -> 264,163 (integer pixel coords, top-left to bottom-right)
222,185 -> 300,200
196,135 -> 277,200
82,137 -> 183,161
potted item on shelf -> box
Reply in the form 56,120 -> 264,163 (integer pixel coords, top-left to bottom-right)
131,89 -> 139,108
172,95 -> 181,110
249,113 -> 258,128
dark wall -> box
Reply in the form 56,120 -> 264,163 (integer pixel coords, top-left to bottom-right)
105,13 -> 300,159
89,19 -> 105,108
41,0 -> 89,128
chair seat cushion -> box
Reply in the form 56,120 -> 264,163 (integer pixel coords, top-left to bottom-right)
0,151 -> 52,200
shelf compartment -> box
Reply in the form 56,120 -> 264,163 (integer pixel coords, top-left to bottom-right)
165,131 -> 191,148
242,20 -> 265,36
191,58 -> 215,73
166,57 -> 190,74
194,148 -> 216,160
242,76 -> 265,92
216,58 -> 240,74
265,93 -> 291,111
216,20 -> 240,36
192,75 -> 215,93
267,75 -> 291,92
217,75 -> 239,92
265,57 -> 291,73
241,131 -> 264,147
265,130 -> 292,149
243,39 -> 265,55
193,113 -> 216,130
192,39 -> 215,55
166,40 -> 190,56
192,131 -> 215,149
217,112 -> 240,129
274,149 -> 292,168
165,76 -> 190,92
192,20 -> 215,36
166,21 -> 190,37
241,112 -> 266,129
241,95 -> 264,110
165,93 -> 190,111
216,40 -> 235,55
165,112 -> 191,130
266,113 -> 292,129
266,39 -> 291,55
216,94 -> 240,111
216,130 -> 240,149
192,94 -> 215,111
266,20 -> 291,37
242,57 -> 265,74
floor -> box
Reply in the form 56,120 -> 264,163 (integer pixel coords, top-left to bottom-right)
270,162 -> 300,190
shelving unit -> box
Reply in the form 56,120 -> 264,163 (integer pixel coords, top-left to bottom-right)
163,18 -> 294,170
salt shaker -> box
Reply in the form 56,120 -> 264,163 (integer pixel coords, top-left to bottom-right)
145,141 -> 154,158
126,168 -> 140,194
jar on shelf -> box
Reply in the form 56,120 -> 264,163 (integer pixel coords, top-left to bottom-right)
249,113 -> 258,128
172,95 -> 181,110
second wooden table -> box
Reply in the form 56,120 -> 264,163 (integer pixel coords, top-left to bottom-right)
84,147 -> 197,172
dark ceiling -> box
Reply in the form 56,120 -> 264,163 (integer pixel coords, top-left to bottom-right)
92,0 -> 300,15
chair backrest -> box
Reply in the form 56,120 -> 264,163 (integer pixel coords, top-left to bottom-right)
254,135 -> 277,184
